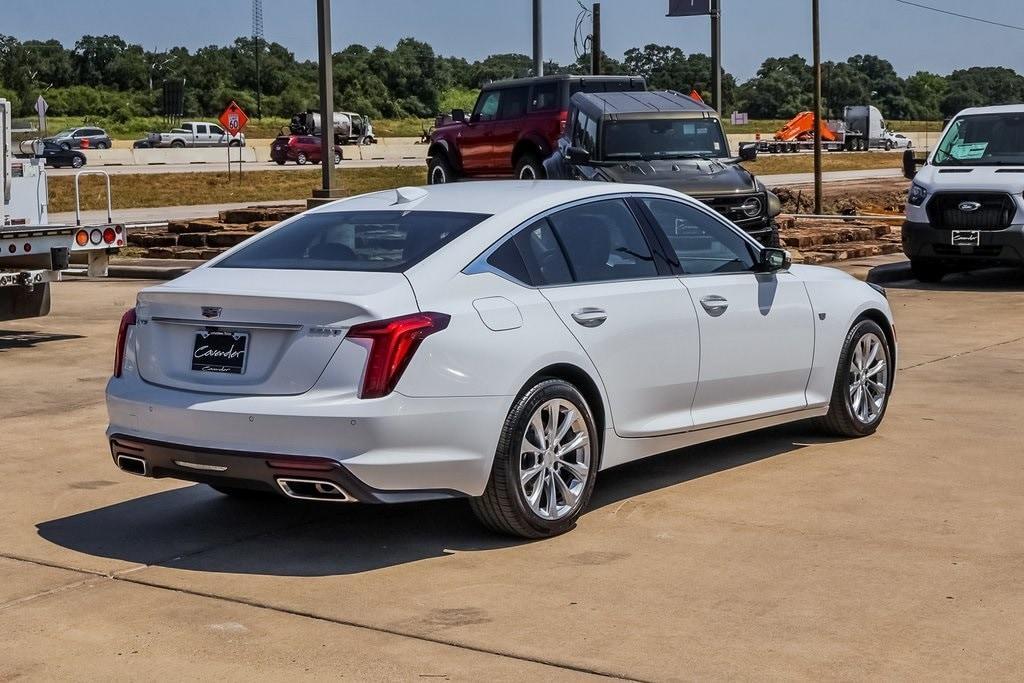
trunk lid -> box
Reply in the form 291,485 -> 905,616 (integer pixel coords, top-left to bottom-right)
134,268 -> 417,395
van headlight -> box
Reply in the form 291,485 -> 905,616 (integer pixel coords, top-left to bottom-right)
908,183 -> 928,206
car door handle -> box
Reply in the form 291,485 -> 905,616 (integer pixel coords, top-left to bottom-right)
699,295 -> 729,316
571,307 -> 607,327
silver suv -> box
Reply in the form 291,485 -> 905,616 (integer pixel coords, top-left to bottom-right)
44,127 -> 112,150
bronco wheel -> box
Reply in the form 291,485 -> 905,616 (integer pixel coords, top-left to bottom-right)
817,319 -> 892,437
470,379 -> 598,538
911,259 -> 946,283
427,154 -> 456,184
514,153 -> 545,180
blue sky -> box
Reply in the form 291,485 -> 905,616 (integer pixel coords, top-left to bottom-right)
5,0 -> 1023,80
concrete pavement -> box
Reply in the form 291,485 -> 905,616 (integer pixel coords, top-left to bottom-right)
2,264 -> 1024,678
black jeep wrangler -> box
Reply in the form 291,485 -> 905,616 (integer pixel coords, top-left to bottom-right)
543,90 -> 782,246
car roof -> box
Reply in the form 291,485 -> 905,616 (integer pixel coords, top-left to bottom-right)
954,104 -> 1024,117
573,90 -> 717,118
483,74 -> 645,90
313,180 -> 683,218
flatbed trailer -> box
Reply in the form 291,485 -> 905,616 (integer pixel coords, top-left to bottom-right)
2,97 -> 128,321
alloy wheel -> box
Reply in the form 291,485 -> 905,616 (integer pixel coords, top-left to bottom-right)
847,332 -> 888,424
518,398 -> 591,521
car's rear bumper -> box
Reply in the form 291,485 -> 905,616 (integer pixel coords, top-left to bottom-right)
106,373 -> 511,499
902,220 -> 1024,267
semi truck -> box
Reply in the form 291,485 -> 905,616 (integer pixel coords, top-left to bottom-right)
2,98 -> 127,321
757,105 -> 892,153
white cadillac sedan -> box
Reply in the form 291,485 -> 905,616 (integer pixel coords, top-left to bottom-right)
107,181 -> 895,538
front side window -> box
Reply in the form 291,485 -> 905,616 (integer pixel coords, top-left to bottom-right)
547,200 -> 658,282
933,113 -> 1024,166
572,111 -> 597,154
604,118 -> 728,160
641,198 -> 756,275
215,211 -> 489,272
474,91 -> 501,122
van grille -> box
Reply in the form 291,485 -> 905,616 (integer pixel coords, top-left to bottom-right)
926,193 -> 1016,230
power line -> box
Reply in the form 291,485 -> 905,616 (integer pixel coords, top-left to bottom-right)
892,0 -> 1024,32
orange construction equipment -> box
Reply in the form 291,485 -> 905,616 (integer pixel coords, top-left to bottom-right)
773,111 -> 838,142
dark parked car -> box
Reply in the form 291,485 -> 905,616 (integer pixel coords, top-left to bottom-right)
426,74 -> 646,184
38,141 -> 87,168
543,90 -> 782,246
270,135 -> 344,165
43,126 -> 111,150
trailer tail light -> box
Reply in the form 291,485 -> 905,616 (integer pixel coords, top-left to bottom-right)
102,227 -> 117,244
346,312 -> 450,399
114,307 -> 136,378
75,230 -> 89,246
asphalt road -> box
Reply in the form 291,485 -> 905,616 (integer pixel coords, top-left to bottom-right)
3,260 -> 1023,678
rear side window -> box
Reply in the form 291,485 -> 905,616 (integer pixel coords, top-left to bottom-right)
548,200 -> 658,282
531,83 -> 559,112
499,87 -> 529,120
215,211 -> 489,272
514,219 -> 573,285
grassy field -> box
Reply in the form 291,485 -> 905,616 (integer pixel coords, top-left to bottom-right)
746,151 -> 899,175
49,167 -> 426,213
48,150 -> 899,213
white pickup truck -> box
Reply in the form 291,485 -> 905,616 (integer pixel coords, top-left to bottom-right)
135,122 -> 245,149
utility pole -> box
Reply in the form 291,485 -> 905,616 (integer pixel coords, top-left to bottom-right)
812,0 -> 823,214
591,3 -> 601,75
253,0 -> 264,119
710,0 -> 722,113
316,0 -> 334,195
532,0 -> 543,77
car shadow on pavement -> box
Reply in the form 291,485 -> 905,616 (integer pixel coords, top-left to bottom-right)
885,266 -> 1024,292
0,330 -> 84,351
37,424 -> 836,576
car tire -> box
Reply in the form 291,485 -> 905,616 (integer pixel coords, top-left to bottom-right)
911,259 -> 946,283
95,141 -> 109,150
884,140 -> 892,151
208,484 -> 277,500
296,152 -> 308,165
274,158 -> 286,166
427,154 -> 457,184
171,140 -> 185,149
816,319 -> 893,437
71,155 -> 85,169
514,153 -> 545,180
470,378 -> 599,538
334,151 -> 342,165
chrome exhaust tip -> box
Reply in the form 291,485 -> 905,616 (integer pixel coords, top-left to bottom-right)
277,478 -> 354,502
116,454 -> 147,476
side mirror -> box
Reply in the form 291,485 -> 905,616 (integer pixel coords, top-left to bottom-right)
902,148 -> 923,180
738,142 -> 758,162
760,247 -> 791,272
566,145 -> 591,164
451,108 -> 466,123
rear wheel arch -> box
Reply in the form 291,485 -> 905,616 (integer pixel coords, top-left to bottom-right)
511,137 -> 549,167
522,363 -> 607,460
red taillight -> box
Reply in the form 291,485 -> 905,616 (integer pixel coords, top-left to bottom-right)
558,110 -> 569,133
114,307 -> 136,378
102,227 -> 116,244
346,312 -> 450,399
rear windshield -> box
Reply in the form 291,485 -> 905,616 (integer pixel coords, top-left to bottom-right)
214,210 -> 489,272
